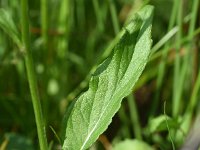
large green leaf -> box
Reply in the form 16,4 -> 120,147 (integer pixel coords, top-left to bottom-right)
63,5 -> 154,150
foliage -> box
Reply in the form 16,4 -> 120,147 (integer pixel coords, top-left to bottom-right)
63,6 -> 153,150
0,0 -> 200,150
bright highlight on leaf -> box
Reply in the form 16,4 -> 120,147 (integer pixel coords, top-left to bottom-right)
63,5 -> 154,150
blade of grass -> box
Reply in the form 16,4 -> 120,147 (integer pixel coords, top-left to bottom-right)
108,0 -> 120,35
92,0 -> 104,32
164,101 -> 175,150
181,0 -> 200,133
118,105 -> 131,138
40,0 -> 49,129
57,0 -> 71,95
176,70 -> 200,143
58,0 -> 70,58
150,27 -> 200,61
151,13 -> 191,57
85,29 -> 100,66
20,0 -> 48,149
188,0 -> 199,39
174,0 -> 200,143
85,2 -> 108,65
172,0 -> 182,117
151,27 -> 178,55
150,0 -> 179,116
127,94 -> 142,140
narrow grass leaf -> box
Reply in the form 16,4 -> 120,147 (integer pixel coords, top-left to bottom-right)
63,5 -> 154,150
0,9 -> 21,47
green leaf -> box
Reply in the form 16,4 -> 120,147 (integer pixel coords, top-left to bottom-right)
147,115 -> 180,134
63,5 -> 154,150
0,9 -> 22,47
113,139 -> 154,150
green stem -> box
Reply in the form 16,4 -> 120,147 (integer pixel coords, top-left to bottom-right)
181,0 -> 200,133
150,27 -> 200,61
150,0 -> 179,116
92,0 -> 104,32
188,71 -> 200,115
172,0 -> 182,117
127,94 -> 142,140
58,0 -> 70,58
21,0 -> 48,149
58,0 -> 70,94
118,105 -> 131,138
40,0 -> 49,125
188,0 -> 199,38
173,0 -> 200,142
109,0 -> 120,35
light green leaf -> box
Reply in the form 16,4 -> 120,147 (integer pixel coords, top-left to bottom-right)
113,139 -> 154,150
63,5 -> 154,150
0,9 -> 22,47
147,115 -> 180,134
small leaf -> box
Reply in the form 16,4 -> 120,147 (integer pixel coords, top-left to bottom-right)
113,139 -> 154,150
147,115 -> 180,134
0,9 -> 22,47
63,5 -> 154,150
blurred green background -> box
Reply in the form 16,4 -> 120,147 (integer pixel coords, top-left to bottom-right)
0,0 -> 200,149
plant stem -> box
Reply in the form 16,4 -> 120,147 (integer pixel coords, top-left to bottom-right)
172,0 -> 182,117
21,0 -> 48,149
92,0 -> 104,32
57,0 -> 70,95
181,0 -> 200,133
188,0 -> 199,39
150,0 -> 179,116
118,105 -> 131,138
109,0 -> 120,35
58,0 -> 70,58
127,94 -> 142,140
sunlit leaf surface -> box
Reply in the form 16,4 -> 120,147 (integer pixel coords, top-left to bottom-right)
63,5 -> 154,150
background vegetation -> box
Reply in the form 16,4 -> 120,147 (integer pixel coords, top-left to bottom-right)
0,0 -> 199,149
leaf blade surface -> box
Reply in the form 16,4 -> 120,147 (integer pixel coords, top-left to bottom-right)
63,5 -> 154,150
